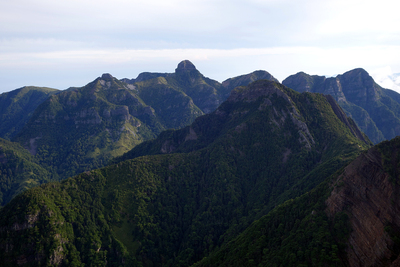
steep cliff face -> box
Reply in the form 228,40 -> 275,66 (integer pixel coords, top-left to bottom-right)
282,72 -> 346,102
172,60 -> 224,113
324,94 -> 369,144
114,79 -> 370,170
283,68 -> 400,144
326,138 -> 400,266
221,70 -> 279,99
339,68 -> 381,107
126,61 -> 279,116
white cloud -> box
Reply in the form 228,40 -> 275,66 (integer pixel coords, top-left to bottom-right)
1,44 -> 400,92
1,0 -> 400,92
370,66 -> 400,93
316,0 -> 400,42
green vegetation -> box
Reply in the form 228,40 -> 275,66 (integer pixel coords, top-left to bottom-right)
0,86 -> 59,140
0,138 -> 53,207
193,182 -> 351,267
4,63 -> 400,266
134,76 -> 204,130
11,61 -> 237,181
0,80 -> 370,266
0,62 -> 280,206
283,68 -> 400,144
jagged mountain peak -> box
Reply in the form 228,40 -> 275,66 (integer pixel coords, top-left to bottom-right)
282,67 -> 400,144
115,79 -> 369,164
339,68 -> 378,92
221,70 -> 279,90
176,59 -> 197,71
135,72 -> 172,83
227,79 -> 286,103
283,68 -> 378,97
88,73 -> 135,92
342,67 -> 369,77
339,68 -> 374,84
101,73 -> 114,81
282,72 -> 327,94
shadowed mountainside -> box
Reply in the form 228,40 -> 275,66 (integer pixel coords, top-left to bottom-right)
0,80 -> 370,266
283,68 -> 400,144
0,86 -> 59,140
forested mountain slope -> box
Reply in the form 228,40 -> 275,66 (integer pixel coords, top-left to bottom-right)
0,61 -> 278,206
283,68 -> 400,144
0,80 -> 370,266
0,138 -> 53,207
0,86 -> 59,140
12,73 -> 165,179
196,136 -> 400,267
124,60 -> 278,114
10,61 -> 278,181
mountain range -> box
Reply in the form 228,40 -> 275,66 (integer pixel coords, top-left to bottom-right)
3,61 -> 277,180
1,60 -> 400,266
0,79 -> 371,266
283,69 -> 400,144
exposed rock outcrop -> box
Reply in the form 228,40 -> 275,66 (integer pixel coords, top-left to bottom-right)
222,70 -> 279,93
175,60 -> 197,72
227,80 -> 289,103
282,68 -> 400,144
324,94 -> 368,143
326,143 -> 400,266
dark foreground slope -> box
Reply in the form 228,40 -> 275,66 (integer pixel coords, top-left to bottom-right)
326,137 -> 400,266
283,69 -> 400,144
0,80 -> 370,266
195,136 -> 400,267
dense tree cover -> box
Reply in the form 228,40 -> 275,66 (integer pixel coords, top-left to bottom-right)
0,86 -> 59,140
11,60 -> 262,180
133,76 -> 204,129
193,181 -> 350,267
0,171 -> 126,266
0,80 -> 371,266
0,62 -> 280,207
11,74 -> 173,179
0,138 -> 53,207
376,136 -> 400,183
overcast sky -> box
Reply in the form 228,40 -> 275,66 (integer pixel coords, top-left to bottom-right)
1,0 -> 400,93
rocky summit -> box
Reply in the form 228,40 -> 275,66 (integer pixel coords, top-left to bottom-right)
176,59 -> 197,71
0,61 -> 279,206
283,68 -> 400,144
